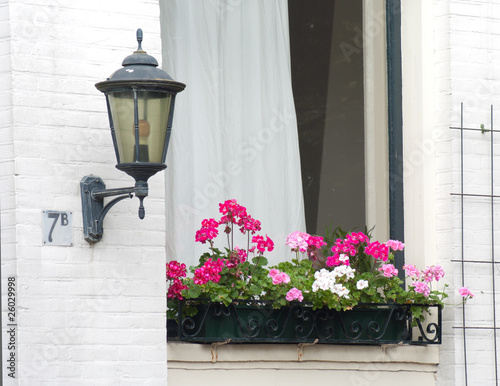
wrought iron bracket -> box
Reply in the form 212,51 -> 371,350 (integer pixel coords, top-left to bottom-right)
80,175 -> 148,243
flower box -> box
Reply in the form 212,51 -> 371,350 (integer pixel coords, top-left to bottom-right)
167,299 -> 442,345
167,199 -> 472,346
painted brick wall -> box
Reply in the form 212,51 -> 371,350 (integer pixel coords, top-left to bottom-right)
1,1 -> 168,384
0,0 -> 16,287
434,1 -> 500,385
432,1 -> 464,385
0,0 -> 19,381
433,0 -> 456,383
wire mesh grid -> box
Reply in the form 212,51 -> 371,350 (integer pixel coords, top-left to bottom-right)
451,103 -> 500,385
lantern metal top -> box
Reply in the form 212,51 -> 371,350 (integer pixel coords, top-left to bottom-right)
121,28 -> 159,67
95,28 -> 186,93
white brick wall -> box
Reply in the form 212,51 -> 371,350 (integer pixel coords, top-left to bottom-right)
432,1 -> 500,385
0,1 -> 18,381
400,0 -> 500,384
1,1 -> 168,384
0,0 -> 15,259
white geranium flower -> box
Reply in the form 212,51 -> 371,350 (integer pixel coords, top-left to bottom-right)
339,254 -> 349,263
333,265 -> 355,279
356,280 -> 369,290
332,283 -> 350,299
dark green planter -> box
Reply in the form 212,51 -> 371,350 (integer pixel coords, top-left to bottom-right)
167,300 -> 441,345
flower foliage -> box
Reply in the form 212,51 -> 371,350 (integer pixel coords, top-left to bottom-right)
167,200 -> 473,323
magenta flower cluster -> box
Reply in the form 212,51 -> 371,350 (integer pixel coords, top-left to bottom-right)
167,200 -> 276,295
195,199 -> 273,255
195,218 -> 219,244
252,235 -> 274,253
225,247 -> 247,269
326,233 -> 408,268
194,258 -> 225,285
326,231 -> 369,267
166,261 -> 188,300
308,235 -> 327,250
166,261 -> 187,279
219,199 -> 262,235
364,241 -> 390,262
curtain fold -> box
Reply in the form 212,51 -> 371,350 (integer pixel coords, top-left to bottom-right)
161,0 -> 305,265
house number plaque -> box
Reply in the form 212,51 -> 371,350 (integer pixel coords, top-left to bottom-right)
42,210 -> 73,246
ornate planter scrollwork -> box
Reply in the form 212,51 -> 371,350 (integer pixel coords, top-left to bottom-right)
167,300 -> 442,345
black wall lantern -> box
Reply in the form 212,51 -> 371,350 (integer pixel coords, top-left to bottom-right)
80,29 -> 185,243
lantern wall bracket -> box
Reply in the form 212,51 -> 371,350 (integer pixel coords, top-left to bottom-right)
80,175 -> 148,243
80,28 -> 185,244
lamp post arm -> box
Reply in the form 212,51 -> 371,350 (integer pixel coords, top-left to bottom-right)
80,176 -> 149,243
91,186 -> 135,200
97,193 -> 133,226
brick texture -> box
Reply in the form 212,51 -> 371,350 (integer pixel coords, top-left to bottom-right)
1,1 -> 167,384
434,1 -> 500,385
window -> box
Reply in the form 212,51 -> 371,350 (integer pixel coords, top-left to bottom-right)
289,0 -> 387,237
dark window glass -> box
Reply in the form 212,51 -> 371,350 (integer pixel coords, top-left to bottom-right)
289,0 -> 365,235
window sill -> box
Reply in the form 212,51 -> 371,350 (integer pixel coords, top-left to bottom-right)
168,342 -> 439,385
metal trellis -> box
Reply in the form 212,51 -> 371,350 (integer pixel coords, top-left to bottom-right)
451,103 -> 499,385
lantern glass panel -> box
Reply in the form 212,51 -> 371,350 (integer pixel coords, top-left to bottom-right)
107,90 -> 172,164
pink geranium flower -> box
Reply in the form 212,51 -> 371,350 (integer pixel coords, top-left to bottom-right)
413,281 -> 430,297
268,269 -> 290,285
378,264 -> 399,278
286,231 -> 310,253
403,264 -> 420,278
386,239 -> 405,251
269,268 -> 279,277
286,288 -> 304,302
422,265 -> 445,282
459,287 -> 474,298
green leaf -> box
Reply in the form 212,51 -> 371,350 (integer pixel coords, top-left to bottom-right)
184,304 -> 199,317
187,286 -> 201,299
252,256 -> 268,266
370,277 -> 388,288
248,284 -> 261,295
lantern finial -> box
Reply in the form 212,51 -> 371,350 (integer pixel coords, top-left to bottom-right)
136,28 -> 143,52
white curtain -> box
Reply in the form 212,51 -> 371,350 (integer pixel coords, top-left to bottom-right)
160,0 -> 305,266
